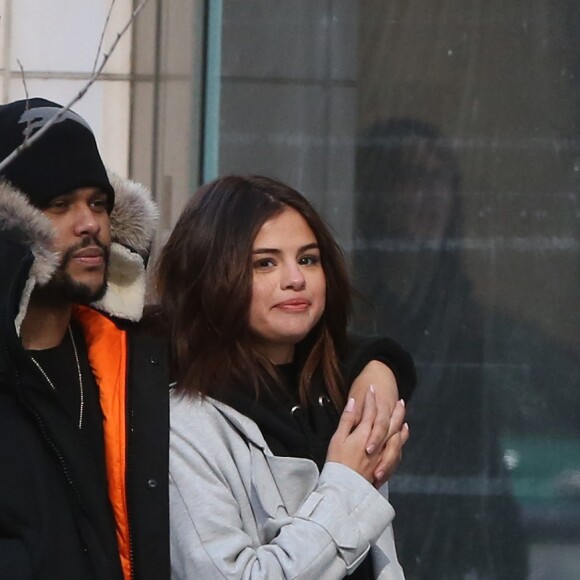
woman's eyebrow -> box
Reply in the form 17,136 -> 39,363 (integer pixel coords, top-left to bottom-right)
253,247 -> 281,255
253,243 -> 319,255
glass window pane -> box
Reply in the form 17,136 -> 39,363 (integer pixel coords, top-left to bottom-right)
210,1 -> 580,578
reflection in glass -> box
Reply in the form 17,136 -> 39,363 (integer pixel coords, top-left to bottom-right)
208,2 -> 580,577
353,119 -> 530,579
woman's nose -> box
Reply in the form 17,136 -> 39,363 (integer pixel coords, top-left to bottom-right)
281,263 -> 306,290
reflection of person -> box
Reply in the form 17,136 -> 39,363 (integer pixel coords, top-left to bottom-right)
354,119 -> 528,579
156,175 -> 410,579
0,99 -> 169,579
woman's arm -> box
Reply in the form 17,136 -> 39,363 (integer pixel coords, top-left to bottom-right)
344,335 -> 417,403
344,336 -> 416,486
169,393 -> 402,580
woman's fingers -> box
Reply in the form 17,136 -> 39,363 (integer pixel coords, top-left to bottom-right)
387,399 -> 406,439
364,382 -> 398,453
327,388 -> 383,481
373,422 -> 410,487
359,384 -> 378,432
366,397 -> 406,455
331,397 -> 357,442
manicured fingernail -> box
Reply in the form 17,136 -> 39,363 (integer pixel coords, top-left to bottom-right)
366,443 -> 376,454
400,398 -> 405,407
375,470 -> 385,481
345,397 -> 355,412
404,422 -> 409,430
370,384 -> 376,393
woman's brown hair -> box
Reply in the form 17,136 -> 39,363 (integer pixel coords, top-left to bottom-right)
155,175 -> 352,410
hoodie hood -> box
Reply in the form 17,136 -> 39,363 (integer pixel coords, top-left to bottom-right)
0,174 -> 159,334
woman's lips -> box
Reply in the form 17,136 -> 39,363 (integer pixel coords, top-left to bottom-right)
275,299 -> 310,311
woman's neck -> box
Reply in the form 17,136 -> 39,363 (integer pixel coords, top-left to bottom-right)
260,343 -> 295,365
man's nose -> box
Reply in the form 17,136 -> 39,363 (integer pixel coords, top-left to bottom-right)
73,204 -> 101,237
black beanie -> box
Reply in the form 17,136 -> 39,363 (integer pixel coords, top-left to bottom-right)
0,98 -> 114,210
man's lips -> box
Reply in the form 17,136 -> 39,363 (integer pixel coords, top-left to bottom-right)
72,247 -> 105,266
275,298 -> 311,311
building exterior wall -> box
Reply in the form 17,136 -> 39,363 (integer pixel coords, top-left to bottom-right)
0,0 -> 135,178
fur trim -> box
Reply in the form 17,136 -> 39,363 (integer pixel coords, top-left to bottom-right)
0,180 -> 60,335
0,180 -> 60,285
92,242 -> 146,321
14,276 -> 37,336
109,173 -> 159,257
0,175 -> 159,325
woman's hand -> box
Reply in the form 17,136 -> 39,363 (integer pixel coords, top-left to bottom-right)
326,386 -> 383,482
348,361 -> 398,448
347,361 -> 409,486
372,402 -> 409,488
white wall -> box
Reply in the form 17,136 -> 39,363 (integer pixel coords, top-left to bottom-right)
0,0 -> 135,177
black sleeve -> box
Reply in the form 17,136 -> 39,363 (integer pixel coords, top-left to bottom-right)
342,334 -> 417,403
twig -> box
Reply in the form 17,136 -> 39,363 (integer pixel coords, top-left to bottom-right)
92,0 -> 117,74
0,0 -> 151,174
16,60 -> 33,138
16,60 -> 30,102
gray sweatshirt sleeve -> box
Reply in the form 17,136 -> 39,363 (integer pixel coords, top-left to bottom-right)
169,394 -> 404,580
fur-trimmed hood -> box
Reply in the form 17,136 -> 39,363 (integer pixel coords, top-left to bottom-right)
0,174 -> 158,333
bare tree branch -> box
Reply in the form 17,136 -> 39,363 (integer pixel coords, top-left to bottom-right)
16,60 -> 29,102
0,0 -> 151,174
16,60 -> 33,139
92,0 -> 117,74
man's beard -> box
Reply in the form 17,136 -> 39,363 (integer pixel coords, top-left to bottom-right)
38,237 -> 111,305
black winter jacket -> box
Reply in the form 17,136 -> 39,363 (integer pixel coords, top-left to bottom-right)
0,178 -> 170,579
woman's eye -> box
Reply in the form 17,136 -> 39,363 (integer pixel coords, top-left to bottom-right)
299,254 -> 321,266
254,258 -> 275,269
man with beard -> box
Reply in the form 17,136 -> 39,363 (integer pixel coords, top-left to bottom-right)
0,98 -> 169,579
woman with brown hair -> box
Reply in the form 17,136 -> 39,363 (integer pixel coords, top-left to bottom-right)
157,175 -> 410,579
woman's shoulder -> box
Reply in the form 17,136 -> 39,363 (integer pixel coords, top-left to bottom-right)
170,389 -> 269,451
170,389 -> 237,427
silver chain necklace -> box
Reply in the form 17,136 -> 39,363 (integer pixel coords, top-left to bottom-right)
29,325 -> 85,430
